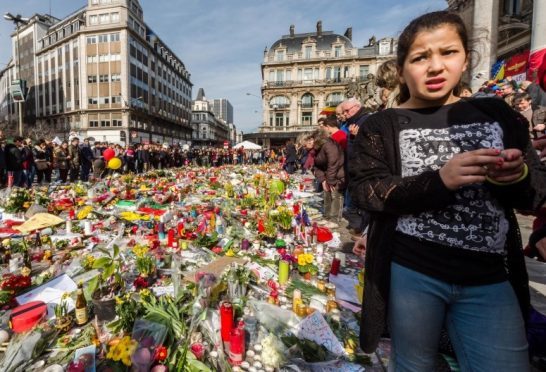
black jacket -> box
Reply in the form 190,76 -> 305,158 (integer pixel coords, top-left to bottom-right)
285,143 -> 297,163
349,98 -> 546,353
5,144 -> 23,171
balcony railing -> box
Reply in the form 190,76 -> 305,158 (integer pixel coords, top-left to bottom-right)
263,78 -> 353,89
259,124 -> 317,133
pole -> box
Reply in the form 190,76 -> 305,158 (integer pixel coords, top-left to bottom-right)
15,23 -> 23,137
529,0 -> 546,88
469,0 -> 499,93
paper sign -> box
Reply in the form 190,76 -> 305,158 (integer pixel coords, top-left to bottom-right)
74,345 -> 96,372
16,274 -> 78,319
295,311 -> 345,356
328,273 -> 360,304
14,213 -> 64,233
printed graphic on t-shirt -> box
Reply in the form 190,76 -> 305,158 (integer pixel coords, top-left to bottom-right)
396,122 -> 509,253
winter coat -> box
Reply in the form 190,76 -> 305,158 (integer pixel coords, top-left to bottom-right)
314,137 -> 346,190
54,147 -> 69,170
5,144 -> 23,172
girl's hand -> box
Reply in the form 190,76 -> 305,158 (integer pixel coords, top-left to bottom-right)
485,149 -> 525,183
353,235 -> 367,258
533,137 -> 546,158
439,148 -> 501,190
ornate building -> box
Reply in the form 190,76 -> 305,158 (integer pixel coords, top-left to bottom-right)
1,0 -> 193,144
447,0 -> 535,90
244,21 -> 396,148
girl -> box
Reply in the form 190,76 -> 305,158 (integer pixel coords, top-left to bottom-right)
54,141 -> 70,183
349,11 -> 546,371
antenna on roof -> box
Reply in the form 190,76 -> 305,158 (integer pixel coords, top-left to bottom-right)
49,0 -> 52,15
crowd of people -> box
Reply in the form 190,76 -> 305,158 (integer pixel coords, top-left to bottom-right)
0,136 -> 277,188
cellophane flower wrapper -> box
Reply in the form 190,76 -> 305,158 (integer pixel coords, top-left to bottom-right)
131,319 -> 168,371
249,299 -> 300,335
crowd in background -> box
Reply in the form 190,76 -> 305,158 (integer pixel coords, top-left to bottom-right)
0,135 -> 277,188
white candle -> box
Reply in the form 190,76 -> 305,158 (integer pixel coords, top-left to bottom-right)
84,221 -> 92,236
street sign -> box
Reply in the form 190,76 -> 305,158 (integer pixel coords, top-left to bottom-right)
223,141 -> 229,149
9,79 -> 27,102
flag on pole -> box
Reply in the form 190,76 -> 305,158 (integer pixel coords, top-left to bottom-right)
491,59 -> 505,81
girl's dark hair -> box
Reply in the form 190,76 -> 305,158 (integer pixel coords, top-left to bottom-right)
397,11 -> 469,103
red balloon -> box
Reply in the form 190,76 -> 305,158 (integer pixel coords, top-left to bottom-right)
103,148 -> 115,161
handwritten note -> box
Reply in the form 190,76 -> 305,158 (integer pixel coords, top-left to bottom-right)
295,311 -> 345,356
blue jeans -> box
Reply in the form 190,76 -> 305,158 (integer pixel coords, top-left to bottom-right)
388,262 -> 529,372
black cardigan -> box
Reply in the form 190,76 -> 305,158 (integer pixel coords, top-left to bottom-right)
349,97 -> 546,353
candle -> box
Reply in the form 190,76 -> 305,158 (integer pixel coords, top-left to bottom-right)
292,289 -> 302,313
228,321 -> 245,365
334,252 -> 346,267
220,302 -> 234,345
330,258 -> 341,276
278,260 -> 289,285
84,221 -> 92,236
167,229 -> 175,247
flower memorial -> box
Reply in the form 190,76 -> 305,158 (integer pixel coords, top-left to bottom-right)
0,164 -> 375,371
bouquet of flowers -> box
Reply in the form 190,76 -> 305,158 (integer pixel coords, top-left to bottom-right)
297,253 -> 318,276
2,188 -> 32,213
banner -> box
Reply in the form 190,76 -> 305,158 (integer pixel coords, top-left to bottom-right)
528,48 -> 546,91
505,50 -> 530,82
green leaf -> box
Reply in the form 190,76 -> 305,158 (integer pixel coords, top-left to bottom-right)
187,358 -> 211,372
102,264 -> 115,280
113,244 -> 119,258
92,257 -> 111,269
86,275 -> 99,298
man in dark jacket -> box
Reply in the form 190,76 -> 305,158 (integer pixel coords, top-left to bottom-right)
80,138 -> 94,181
5,136 -> 24,187
284,140 -> 297,174
68,137 -> 81,182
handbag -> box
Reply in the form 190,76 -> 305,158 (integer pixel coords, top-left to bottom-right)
35,160 -> 48,171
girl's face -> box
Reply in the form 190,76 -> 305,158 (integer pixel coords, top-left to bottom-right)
400,25 -> 468,107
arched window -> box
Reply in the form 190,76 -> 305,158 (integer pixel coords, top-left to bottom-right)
301,93 -> 314,108
325,92 -> 345,106
269,95 -> 290,109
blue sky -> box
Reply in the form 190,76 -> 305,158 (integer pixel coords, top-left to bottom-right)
0,0 -> 446,132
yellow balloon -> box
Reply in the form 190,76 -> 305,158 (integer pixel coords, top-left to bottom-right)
108,157 -> 122,170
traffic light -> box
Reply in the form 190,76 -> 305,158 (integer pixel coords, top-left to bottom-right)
9,80 -> 27,102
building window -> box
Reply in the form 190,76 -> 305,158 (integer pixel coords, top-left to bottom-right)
98,34 -> 108,43
87,55 -> 98,63
379,40 -> 391,55
359,65 -> 369,80
87,36 -> 97,44
100,120 -> 111,127
334,45 -> 342,57
88,98 -> 98,104
111,12 -> 120,23
89,120 -> 99,127
99,13 -> 110,24
275,50 -> 285,61
111,74 -> 121,82
99,74 -> 109,83
301,93 -> 313,108
275,113 -> 285,127
91,0 -> 99,4
110,33 -> 120,42
504,0 -> 521,16
304,46 -> 312,59
326,92 -> 345,106
301,112 -> 312,126
88,75 -> 97,83
112,119 -> 122,127
303,68 -> 313,82
269,95 -> 290,109
89,15 -> 98,25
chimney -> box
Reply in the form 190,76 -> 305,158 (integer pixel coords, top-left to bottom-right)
316,20 -> 322,37
290,24 -> 295,37
344,27 -> 352,41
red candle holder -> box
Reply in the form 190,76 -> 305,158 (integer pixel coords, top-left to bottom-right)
220,302 -> 234,344
330,258 -> 341,276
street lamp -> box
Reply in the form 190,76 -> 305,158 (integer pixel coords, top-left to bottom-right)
4,13 -> 30,137
246,92 -> 261,99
